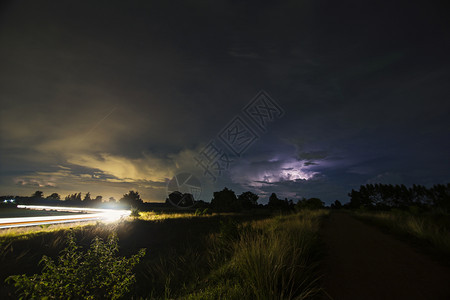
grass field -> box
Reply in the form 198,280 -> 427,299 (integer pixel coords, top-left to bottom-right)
0,210 -> 329,299
184,210 -> 328,299
353,209 -> 450,263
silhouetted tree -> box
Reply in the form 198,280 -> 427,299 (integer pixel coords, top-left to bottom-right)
64,193 -> 82,204
348,183 -> 450,211
180,193 -> 194,207
83,192 -> 91,203
268,193 -> 279,207
211,187 -> 241,212
348,186 -> 373,208
429,184 -> 450,211
120,191 -> 143,208
331,200 -> 342,209
297,197 -> 324,210
46,193 -> 61,201
167,191 -> 182,206
167,191 -> 194,207
268,193 -> 291,210
92,195 -> 102,206
32,191 -> 44,199
238,191 -> 259,209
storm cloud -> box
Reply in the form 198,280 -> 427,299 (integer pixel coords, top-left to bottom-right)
1,0 -> 449,203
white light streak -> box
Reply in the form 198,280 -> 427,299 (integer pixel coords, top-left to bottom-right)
0,205 -> 131,229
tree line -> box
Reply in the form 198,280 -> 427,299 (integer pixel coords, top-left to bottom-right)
205,188 -> 324,212
1,190 -> 144,209
2,188 -> 326,212
347,183 -> 450,211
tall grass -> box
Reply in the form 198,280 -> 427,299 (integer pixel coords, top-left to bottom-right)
187,210 -> 328,299
234,213 -> 323,299
0,221 -> 98,240
1,210 -> 328,299
138,211 -> 217,221
354,210 -> 450,258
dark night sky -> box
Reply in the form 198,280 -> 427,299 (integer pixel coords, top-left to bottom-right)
1,0 -> 449,204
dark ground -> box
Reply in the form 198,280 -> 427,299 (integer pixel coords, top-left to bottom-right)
320,212 -> 450,300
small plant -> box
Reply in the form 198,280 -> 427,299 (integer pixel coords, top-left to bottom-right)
194,208 -> 212,216
130,207 -> 141,218
6,231 -> 146,299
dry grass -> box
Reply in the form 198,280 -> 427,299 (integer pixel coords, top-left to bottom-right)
187,210 -> 329,300
354,210 -> 450,258
0,221 -> 98,239
137,211 -> 219,221
1,210 -> 329,299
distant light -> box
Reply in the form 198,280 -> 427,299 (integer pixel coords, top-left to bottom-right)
3,199 -> 15,203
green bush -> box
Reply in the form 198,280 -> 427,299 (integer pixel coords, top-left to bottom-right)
6,231 -> 146,299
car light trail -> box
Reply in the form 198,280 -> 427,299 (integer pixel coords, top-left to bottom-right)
0,205 -> 131,229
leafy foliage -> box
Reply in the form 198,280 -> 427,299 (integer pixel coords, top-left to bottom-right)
6,232 -> 146,299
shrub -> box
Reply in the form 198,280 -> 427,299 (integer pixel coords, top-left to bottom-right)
130,207 -> 141,218
6,231 -> 146,299
194,208 -> 212,216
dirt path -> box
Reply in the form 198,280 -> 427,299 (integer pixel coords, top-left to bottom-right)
320,212 -> 450,300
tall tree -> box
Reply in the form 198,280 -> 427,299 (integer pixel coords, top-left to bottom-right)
268,193 -> 279,207
268,193 -> 290,210
331,200 -> 342,209
238,191 -> 259,209
32,191 -> 44,198
47,193 -> 61,201
120,191 -> 143,208
211,187 -> 240,212
93,195 -> 103,203
83,192 -> 91,202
